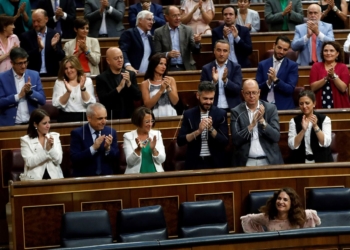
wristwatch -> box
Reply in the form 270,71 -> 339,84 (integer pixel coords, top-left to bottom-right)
273,78 -> 280,84
261,120 -> 267,129
81,87 -> 86,92
331,73 -> 339,80
208,127 -> 214,133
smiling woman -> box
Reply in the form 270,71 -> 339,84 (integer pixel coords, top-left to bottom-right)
240,187 -> 321,233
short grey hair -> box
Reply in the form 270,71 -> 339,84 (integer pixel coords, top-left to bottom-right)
86,103 -> 106,117
136,10 -> 154,26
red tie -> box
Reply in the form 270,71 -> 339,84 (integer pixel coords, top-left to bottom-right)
312,34 -> 317,63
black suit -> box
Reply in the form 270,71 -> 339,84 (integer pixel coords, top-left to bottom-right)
96,68 -> 142,119
37,0 -> 76,39
19,28 -> 65,77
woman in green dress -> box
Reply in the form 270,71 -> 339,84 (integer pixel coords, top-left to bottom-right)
123,107 -> 165,174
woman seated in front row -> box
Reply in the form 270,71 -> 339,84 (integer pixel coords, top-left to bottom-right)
20,109 -> 63,180
288,90 -> 333,163
241,187 -> 321,233
123,107 -> 165,174
52,56 -> 96,122
140,53 -> 179,117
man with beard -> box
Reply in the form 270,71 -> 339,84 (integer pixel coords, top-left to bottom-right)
256,35 -> 298,110
177,81 -> 229,170
212,5 -> 252,68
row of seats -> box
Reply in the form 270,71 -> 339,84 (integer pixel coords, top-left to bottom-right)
59,187 -> 350,248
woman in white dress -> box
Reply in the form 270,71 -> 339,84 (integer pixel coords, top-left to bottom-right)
140,54 -> 179,117
236,0 -> 260,32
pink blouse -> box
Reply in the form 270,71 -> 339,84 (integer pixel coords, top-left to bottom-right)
240,209 -> 321,233
0,34 -> 20,73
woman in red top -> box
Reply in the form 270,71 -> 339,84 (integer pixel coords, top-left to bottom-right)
309,41 -> 350,109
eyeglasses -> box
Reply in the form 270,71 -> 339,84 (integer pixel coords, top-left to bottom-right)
243,91 -> 259,96
145,18 -> 155,23
13,61 -> 29,66
144,120 -> 155,125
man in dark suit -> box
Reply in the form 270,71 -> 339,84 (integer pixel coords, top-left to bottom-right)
212,5 -> 252,68
0,48 -> 46,126
230,79 -> 283,167
128,0 -> 165,35
19,9 -> 65,77
70,103 -> 119,177
256,35 -> 298,110
201,40 -> 242,111
119,10 -> 155,74
154,5 -> 201,71
36,0 -> 76,39
177,81 -> 229,170
96,47 -> 141,119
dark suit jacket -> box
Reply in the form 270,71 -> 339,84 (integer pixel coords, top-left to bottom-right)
37,0 -> 76,39
230,100 -> 284,166
70,123 -> 119,177
212,24 -> 252,68
119,27 -> 155,70
256,57 -> 298,110
128,3 -> 165,34
19,28 -> 65,77
0,69 -> 46,126
177,105 -> 229,170
96,68 -> 141,119
200,60 -> 242,109
154,24 -> 200,70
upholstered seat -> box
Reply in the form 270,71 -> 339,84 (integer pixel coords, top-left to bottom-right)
164,140 -> 187,171
246,191 -> 275,214
40,99 -> 59,123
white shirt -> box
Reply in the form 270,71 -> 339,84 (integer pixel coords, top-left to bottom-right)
215,60 -> 229,109
199,111 -> 210,156
132,27 -> 151,73
266,56 -> 284,104
37,27 -> 48,74
50,0 -> 67,21
13,70 -> 30,124
246,102 -> 266,158
99,6 -> 114,35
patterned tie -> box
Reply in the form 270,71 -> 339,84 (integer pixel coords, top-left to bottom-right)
94,131 -> 101,175
312,34 -> 317,63
54,0 -> 62,34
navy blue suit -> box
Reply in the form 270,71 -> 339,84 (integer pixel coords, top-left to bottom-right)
177,106 -> 229,170
212,24 -> 252,68
256,57 -> 298,110
119,27 -> 155,71
0,69 -> 46,126
70,123 -> 119,177
128,3 -> 165,34
200,60 -> 242,109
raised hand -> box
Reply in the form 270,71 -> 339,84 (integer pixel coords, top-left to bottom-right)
307,21 -> 319,35
212,66 -> 219,83
194,33 -> 201,43
163,76 -> 172,91
327,66 -> 335,79
223,26 -> 231,38
142,1 -> 150,10
301,115 -> 309,131
77,39 -> 87,52
121,71 -> 131,87
245,23 -> 252,30
104,134 -> 113,151
46,135 -> 54,151
199,117 -> 210,133
125,65 -> 138,74
93,134 -> 106,150
55,7 -> 64,19
19,2 -> 26,14
51,33 -> 60,48
230,25 -> 238,38
37,35 -> 44,50
267,67 -> 277,83
257,104 -> 265,121
168,50 -> 181,58
222,67 -> 228,82
309,114 -> 318,128
79,74 -> 86,89
149,135 -> 157,150
63,79 -> 73,93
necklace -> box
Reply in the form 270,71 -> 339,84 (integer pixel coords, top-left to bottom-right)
153,79 -> 162,82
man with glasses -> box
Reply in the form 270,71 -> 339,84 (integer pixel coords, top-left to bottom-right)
0,48 -> 46,126
177,81 -> 229,170
230,79 -> 283,166
119,10 -> 155,74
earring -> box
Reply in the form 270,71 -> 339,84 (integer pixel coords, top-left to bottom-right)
35,127 -> 37,130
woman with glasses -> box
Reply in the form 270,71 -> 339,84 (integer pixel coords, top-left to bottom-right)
63,18 -> 100,76
0,15 -> 20,72
123,107 -> 165,174
140,53 -> 179,117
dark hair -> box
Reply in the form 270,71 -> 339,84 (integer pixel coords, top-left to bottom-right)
0,14 -> 15,33
260,187 -> 306,228
275,35 -> 291,46
222,5 -> 237,16
214,39 -> 230,49
320,41 -> 343,62
131,107 -> 155,128
57,56 -> 85,82
144,53 -> 169,81
10,47 -> 28,62
238,0 -> 251,2
27,109 -> 50,138
164,5 -> 179,15
298,90 -> 316,103
198,81 -> 216,93
73,18 -> 89,30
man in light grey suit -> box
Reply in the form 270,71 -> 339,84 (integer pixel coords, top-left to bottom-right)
264,0 -> 304,31
230,79 -> 283,167
153,5 -> 201,71
291,4 -> 334,66
84,0 -> 125,38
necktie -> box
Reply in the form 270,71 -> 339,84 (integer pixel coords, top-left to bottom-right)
312,34 -> 317,63
94,131 -> 101,175
267,60 -> 280,103
54,0 -> 62,34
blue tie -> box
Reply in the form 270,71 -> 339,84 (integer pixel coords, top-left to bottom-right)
94,131 -> 101,175
54,0 -> 62,34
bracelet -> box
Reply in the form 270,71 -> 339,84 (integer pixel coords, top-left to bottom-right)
333,6 -> 338,12
314,127 -> 321,133
81,87 -> 86,92
85,50 -> 90,55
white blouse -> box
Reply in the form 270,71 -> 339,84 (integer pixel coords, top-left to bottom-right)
236,9 -> 261,33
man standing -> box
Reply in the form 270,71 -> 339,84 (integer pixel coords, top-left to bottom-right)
291,4 -> 334,66
177,81 -> 229,170
84,0 -> 125,38
19,9 -> 65,77
0,48 -> 46,126
201,40 -> 242,111
212,5 -> 252,68
256,35 -> 298,110
128,0 -> 165,35
264,0 -> 304,31
230,79 -> 283,166
70,103 -> 119,176
154,5 -> 201,71
96,47 -> 141,119
119,10 -> 155,73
